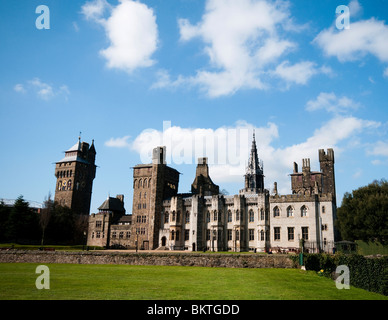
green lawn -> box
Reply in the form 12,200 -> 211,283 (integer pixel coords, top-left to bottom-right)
0,263 -> 386,300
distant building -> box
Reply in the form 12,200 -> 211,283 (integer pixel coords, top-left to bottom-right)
87,134 -> 337,253
54,137 -> 96,215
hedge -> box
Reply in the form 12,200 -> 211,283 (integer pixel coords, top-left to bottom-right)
290,253 -> 388,296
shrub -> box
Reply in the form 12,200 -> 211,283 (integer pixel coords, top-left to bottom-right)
291,253 -> 388,296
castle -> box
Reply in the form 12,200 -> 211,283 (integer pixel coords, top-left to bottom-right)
55,134 -> 337,253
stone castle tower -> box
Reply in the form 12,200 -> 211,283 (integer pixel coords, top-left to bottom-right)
130,146 -> 180,250
54,137 -> 96,215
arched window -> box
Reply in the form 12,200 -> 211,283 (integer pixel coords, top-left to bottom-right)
144,179 -> 147,188
139,179 -> 143,188
301,205 -> 308,217
273,206 -> 280,217
213,210 -> 218,221
260,230 -> 265,241
133,179 -> 137,189
249,209 -> 254,222
185,211 -> 190,224
57,180 -> 62,191
67,179 -> 72,190
260,208 -> 264,220
287,206 -> 294,217
148,178 -> 152,188
227,210 -> 232,222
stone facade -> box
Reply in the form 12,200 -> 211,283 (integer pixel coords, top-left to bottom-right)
54,137 -> 96,215
87,134 -> 337,253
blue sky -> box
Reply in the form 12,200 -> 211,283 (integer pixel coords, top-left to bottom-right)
0,0 -> 387,214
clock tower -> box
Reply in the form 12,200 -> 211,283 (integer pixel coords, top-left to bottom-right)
54,137 -> 96,215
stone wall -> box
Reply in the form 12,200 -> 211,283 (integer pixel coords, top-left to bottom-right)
0,250 -> 296,269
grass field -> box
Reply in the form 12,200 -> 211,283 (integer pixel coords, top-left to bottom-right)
0,263 -> 386,300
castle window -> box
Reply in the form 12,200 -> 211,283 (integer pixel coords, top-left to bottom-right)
185,211 -> 190,224
260,208 -> 264,220
142,215 -> 146,223
322,206 -> 326,214
57,181 -> 62,191
236,230 -> 240,241
126,231 -> 131,239
206,211 -> 210,223
249,210 -> 254,222
133,179 -> 137,188
273,206 -> 280,218
274,227 -> 280,241
260,230 -> 265,241
249,229 -> 254,241
144,179 -> 147,188
119,232 -> 124,239
288,227 -> 294,241
228,229 -> 232,241
236,210 -> 240,221
302,227 -> 309,240
112,231 -> 117,239
172,211 -> 176,222
95,221 -> 102,228
213,210 -> 218,221
227,210 -> 232,222
287,206 -> 294,217
139,179 -> 143,188
96,231 -> 101,238
171,230 -> 175,240
144,192 -> 147,199
301,206 -> 308,217
164,212 -> 169,223
67,179 -> 72,190
136,216 -> 141,223
185,230 -> 190,241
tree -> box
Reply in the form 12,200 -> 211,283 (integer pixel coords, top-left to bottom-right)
40,193 -> 53,247
6,195 -> 39,243
337,179 -> 388,244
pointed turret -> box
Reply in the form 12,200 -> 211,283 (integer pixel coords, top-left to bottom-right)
242,132 -> 264,194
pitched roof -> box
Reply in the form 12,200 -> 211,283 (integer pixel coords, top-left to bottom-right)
98,197 -> 125,213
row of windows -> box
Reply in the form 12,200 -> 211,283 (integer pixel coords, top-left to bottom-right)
166,227 -> 310,243
273,227 -> 309,241
134,178 -> 152,189
136,215 -> 147,223
57,180 -> 82,191
56,170 -> 73,179
273,205 -> 326,218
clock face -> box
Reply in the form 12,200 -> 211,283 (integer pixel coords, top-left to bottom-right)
63,181 -> 67,186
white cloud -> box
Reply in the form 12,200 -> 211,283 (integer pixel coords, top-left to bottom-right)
367,140 -> 388,157
272,61 -> 321,86
162,0 -> 321,97
306,92 -> 360,114
14,78 -> 69,101
105,135 -> 131,148
106,116 -> 380,194
384,67 -> 388,78
314,18 -> 388,63
82,0 -> 158,73
348,0 -> 363,17
14,84 -> 26,94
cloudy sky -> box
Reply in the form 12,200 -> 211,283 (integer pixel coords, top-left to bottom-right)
0,0 -> 387,213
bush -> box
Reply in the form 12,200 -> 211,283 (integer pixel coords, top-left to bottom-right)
292,253 -> 388,296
